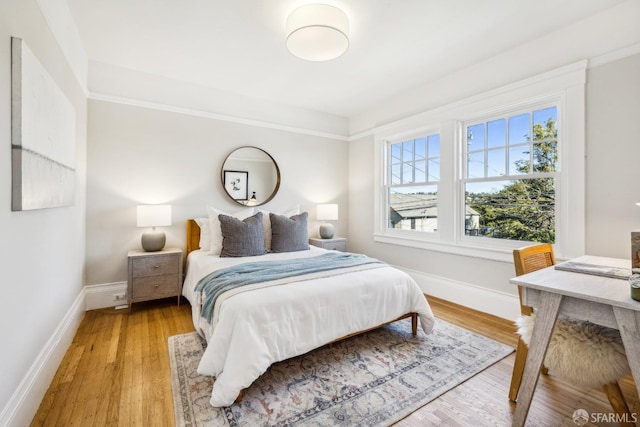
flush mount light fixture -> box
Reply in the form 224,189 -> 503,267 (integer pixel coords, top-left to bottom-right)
286,4 -> 349,61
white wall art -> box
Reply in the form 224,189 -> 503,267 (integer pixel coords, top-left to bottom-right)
11,37 -> 76,210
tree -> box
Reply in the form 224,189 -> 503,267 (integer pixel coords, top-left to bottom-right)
468,117 -> 557,243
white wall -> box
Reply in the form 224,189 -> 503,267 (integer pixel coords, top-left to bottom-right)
0,1 -> 88,425
586,54 -> 640,257
85,99 -> 349,287
348,3 -> 640,319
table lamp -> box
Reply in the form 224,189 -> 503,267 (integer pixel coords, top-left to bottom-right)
137,204 -> 172,251
246,192 -> 258,206
317,204 -> 338,239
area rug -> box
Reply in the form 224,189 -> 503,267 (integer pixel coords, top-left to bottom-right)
169,318 -> 513,427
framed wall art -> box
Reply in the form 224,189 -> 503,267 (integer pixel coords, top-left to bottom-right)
11,37 -> 76,211
223,170 -> 248,201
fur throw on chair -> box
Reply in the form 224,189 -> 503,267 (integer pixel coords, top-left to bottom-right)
516,314 -> 630,388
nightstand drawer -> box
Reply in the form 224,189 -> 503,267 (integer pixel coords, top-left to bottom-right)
323,241 -> 347,251
131,275 -> 179,299
308,237 -> 347,252
127,248 -> 183,313
131,254 -> 179,278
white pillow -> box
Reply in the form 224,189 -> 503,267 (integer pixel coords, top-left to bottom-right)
207,206 -> 255,255
258,205 -> 300,251
194,218 -> 210,250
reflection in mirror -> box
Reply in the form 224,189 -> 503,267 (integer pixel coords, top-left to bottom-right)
221,146 -> 280,206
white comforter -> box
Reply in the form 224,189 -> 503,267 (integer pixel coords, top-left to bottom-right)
182,247 -> 435,407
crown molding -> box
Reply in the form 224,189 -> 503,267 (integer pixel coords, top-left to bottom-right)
89,92 -> 350,142
589,43 -> 640,69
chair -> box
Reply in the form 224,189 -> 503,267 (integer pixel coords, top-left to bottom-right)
509,244 -> 633,422
509,243 -> 555,402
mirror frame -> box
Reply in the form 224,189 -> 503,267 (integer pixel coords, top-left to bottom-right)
221,146 -> 281,207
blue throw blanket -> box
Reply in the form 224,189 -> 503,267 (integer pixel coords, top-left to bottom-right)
195,252 -> 382,321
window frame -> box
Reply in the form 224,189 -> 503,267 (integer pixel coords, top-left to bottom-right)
386,131 -> 442,235
373,61 -> 586,262
459,100 -> 561,248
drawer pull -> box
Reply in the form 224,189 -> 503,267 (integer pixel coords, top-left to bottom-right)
154,284 -> 160,288
153,265 -> 160,269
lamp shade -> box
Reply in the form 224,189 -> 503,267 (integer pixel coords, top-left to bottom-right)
137,204 -> 172,227
317,204 -> 338,221
286,4 -> 349,61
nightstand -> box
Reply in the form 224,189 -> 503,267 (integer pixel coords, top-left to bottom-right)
127,248 -> 183,313
308,237 -> 347,252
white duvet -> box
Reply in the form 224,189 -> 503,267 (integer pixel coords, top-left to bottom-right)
182,247 -> 436,407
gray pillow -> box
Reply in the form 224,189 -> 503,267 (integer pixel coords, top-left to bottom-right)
270,212 -> 309,253
219,212 -> 266,257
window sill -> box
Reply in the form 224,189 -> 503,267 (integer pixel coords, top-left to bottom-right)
373,233 -> 515,263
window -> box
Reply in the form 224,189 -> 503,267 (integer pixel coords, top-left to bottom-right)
374,62 -> 586,261
463,106 -> 558,243
387,134 -> 440,233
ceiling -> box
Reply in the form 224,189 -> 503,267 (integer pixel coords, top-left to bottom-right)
66,0 -> 625,119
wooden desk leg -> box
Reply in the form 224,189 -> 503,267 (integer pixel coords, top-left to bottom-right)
513,292 -> 562,427
613,307 -> 640,400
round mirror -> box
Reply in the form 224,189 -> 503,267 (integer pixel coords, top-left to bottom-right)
221,146 -> 281,206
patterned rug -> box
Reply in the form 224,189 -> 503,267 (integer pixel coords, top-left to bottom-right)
169,318 -> 513,427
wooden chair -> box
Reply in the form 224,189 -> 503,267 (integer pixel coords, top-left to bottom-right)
509,244 -> 633,424
509,243 -> 555,402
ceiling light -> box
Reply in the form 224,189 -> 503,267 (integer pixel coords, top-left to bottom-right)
286,4 -> 349,61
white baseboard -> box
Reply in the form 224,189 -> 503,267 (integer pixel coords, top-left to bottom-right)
394,265 -> 521,321
85,281 -> 128,310
0,288 -> 86,427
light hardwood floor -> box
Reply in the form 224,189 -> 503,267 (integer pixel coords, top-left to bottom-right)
31,296 -> 639,426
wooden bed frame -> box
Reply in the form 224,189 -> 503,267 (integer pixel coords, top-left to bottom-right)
184,219 -> 419,401
186,219 -> 202,258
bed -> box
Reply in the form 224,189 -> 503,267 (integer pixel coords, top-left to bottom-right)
182,214 -> 436,407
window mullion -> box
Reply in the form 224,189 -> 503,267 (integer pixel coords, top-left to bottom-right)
504,118 -> 509,177
483,123 -> 488,178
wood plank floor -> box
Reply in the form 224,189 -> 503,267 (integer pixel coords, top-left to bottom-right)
31,296 -> 639,426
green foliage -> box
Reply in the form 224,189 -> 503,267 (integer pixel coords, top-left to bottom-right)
468,118 -> 557,243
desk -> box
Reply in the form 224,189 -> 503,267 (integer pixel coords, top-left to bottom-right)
509,255 -> 640,427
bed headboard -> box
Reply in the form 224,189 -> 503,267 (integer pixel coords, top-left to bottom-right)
186,219 -> 201,257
